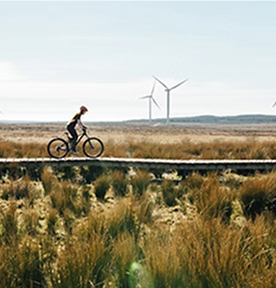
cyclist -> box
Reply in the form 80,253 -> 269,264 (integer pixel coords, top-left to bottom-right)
67,105 -> 88,153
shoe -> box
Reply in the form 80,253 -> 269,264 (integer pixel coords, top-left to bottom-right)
70,148 -> 79,154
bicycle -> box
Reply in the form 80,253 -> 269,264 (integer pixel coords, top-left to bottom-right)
47,127 -> 104,159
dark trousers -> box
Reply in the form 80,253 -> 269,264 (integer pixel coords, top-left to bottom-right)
67,123 -> 77,149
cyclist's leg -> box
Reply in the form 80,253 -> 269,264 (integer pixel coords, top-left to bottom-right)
67,124 -> 78,151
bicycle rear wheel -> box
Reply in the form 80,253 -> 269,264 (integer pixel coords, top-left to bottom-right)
47,138 -> 69,159
83,137 -> 104,158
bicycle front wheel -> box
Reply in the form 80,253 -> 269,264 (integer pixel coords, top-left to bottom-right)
47,138 -> 69,159
83,137 -> 104,158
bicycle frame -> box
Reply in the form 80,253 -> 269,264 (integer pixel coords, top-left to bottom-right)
74,130 -> 89,148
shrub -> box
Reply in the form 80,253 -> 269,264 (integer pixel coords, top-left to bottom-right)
0,235 -> 46,288
41,167 -> 55,195
111,170 -> 129,197
0,243 -> 17,287
143,231 -> 186,288
0,201 -> 18,244
161,180 -> 180,207
17,236 -> 46,287
47,208 -> 59,236
50,181 -> 79,216
49,235 -> 108,287
136,191 -> 154,224
63,208 -> 75,234
130,170 -> 151,198
239,173 -> 276,220
79,165 -> 106,183
21,208 -> 40,236
1,175 -> 31,200
94,174 -> 110,200
54,166 -> 79,181
80,185 -> 92,216
183,172 -> 204,192
105,198 -> 139,241
76,211 -> 107,241
111,232 -> 137,287
172,218 -> 249,287
187,173 -> 234,223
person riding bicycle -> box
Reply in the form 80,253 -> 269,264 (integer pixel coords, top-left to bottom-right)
67,105 -> 88,153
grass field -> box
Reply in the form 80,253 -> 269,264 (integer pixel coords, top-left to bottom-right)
1,122 -> 276,287
1,122 -> 276,145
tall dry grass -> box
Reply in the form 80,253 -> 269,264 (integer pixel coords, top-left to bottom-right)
94,173 -> 110,200
2,162 -> 276,286
48,234 -> 108,287
0,141 -> 48,158
143,215 -> 276,288
239,172 -> 276,219
130,169 -> 151,198
0,201 -> 18,244
103,140 -> 276,160
1,174 -> 31,200
111,170 -> 129,197
2,138 -> 276,160
185,173 -> 234,223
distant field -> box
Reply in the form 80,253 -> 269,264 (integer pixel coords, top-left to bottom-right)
1,122 -> 276,145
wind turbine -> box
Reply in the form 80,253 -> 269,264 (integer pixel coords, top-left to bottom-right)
139,81 -> 160,122
153,76 -> 188,125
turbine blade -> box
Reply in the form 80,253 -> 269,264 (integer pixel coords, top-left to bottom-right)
170,78 -> 188,90
273,102 -> 276,108
152,97 -> 161,110
153,76 -> 168,90
139,95 -> 150,99
150,81 -> 156,96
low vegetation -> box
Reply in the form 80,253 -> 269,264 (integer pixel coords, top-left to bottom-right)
1,139 -> 276,160
1,163 -> 276,287
1,138 -> 276,286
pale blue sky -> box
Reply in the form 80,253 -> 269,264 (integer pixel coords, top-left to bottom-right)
0,1 -> 275,122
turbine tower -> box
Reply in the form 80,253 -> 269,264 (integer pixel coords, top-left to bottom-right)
139,81 -> 160,122
153,76 -> 188,125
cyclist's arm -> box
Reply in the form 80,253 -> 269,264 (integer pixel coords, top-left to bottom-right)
77,119 -> 86,129
77,119 -> 83,127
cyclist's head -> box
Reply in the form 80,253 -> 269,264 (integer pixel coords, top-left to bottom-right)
80,105 -> 88,113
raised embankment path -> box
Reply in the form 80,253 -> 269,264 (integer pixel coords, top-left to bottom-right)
1,157 -> 276,173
